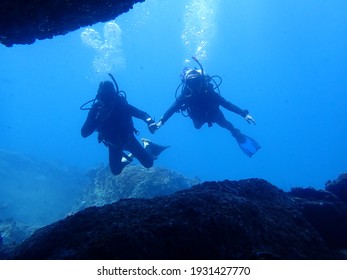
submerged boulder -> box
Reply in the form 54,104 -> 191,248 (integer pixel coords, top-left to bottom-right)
11,179 -> 342,260
288,176 -> 347,250
73,165 -> 199,211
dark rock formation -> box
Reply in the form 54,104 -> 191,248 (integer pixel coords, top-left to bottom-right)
288,177 -> 347,250
0,0 -> 144,47
325,173 -> 347,204
9,179 -> 343,260
1,150 -> 346,260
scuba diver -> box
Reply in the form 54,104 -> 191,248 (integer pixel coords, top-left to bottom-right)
81,74 -> 168,175
154,57 -> 260,157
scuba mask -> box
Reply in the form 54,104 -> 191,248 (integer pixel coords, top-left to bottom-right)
174,56 -> 223,102
96,81 -> 116,107
184,69 -> 204,89
181,57 -> 206,93
80,73 -> 127,111
181,68 -> 204,93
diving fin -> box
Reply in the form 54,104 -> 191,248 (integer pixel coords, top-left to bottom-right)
235,133 -> 261,157
141,138 -> 170,159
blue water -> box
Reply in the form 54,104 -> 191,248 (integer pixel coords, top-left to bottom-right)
1,0 -> 347,190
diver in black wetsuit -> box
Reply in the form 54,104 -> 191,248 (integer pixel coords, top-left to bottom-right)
153,57 -> 260,157
81,77 -> 167,175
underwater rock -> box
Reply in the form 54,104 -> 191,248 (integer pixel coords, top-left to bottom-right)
289,182 -> 347,250
325,173 -> 347,205
0,0 -> 144,47
0,219 -> 38,259
72,164 -> 199,212
0,219 -> 37,246
11,179 -> 342,260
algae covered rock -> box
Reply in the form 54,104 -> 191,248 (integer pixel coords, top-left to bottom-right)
12,179 -> 342,260
74,165 -> 199,210
0,219 -> 37,246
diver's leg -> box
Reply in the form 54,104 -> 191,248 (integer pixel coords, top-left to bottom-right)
128,136 -> 154,168
214,109 -> 260,156
213,109 -> 242,138
109,146 -> 127,175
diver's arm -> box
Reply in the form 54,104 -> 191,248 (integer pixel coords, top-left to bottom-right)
128,104 -> 152,121
81,107 -> 99,138
128,104 -> 157,133
218,95 -> 249,117
217,95 -> 256,125
158,99 -> 182,127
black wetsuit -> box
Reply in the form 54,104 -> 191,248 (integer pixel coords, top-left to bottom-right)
81,97 -> 153,175
161,82 -> 249,135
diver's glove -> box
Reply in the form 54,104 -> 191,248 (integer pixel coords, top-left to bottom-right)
156,119 -> 164,130
146,118 -> 157,134
245,114 -> 256,125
